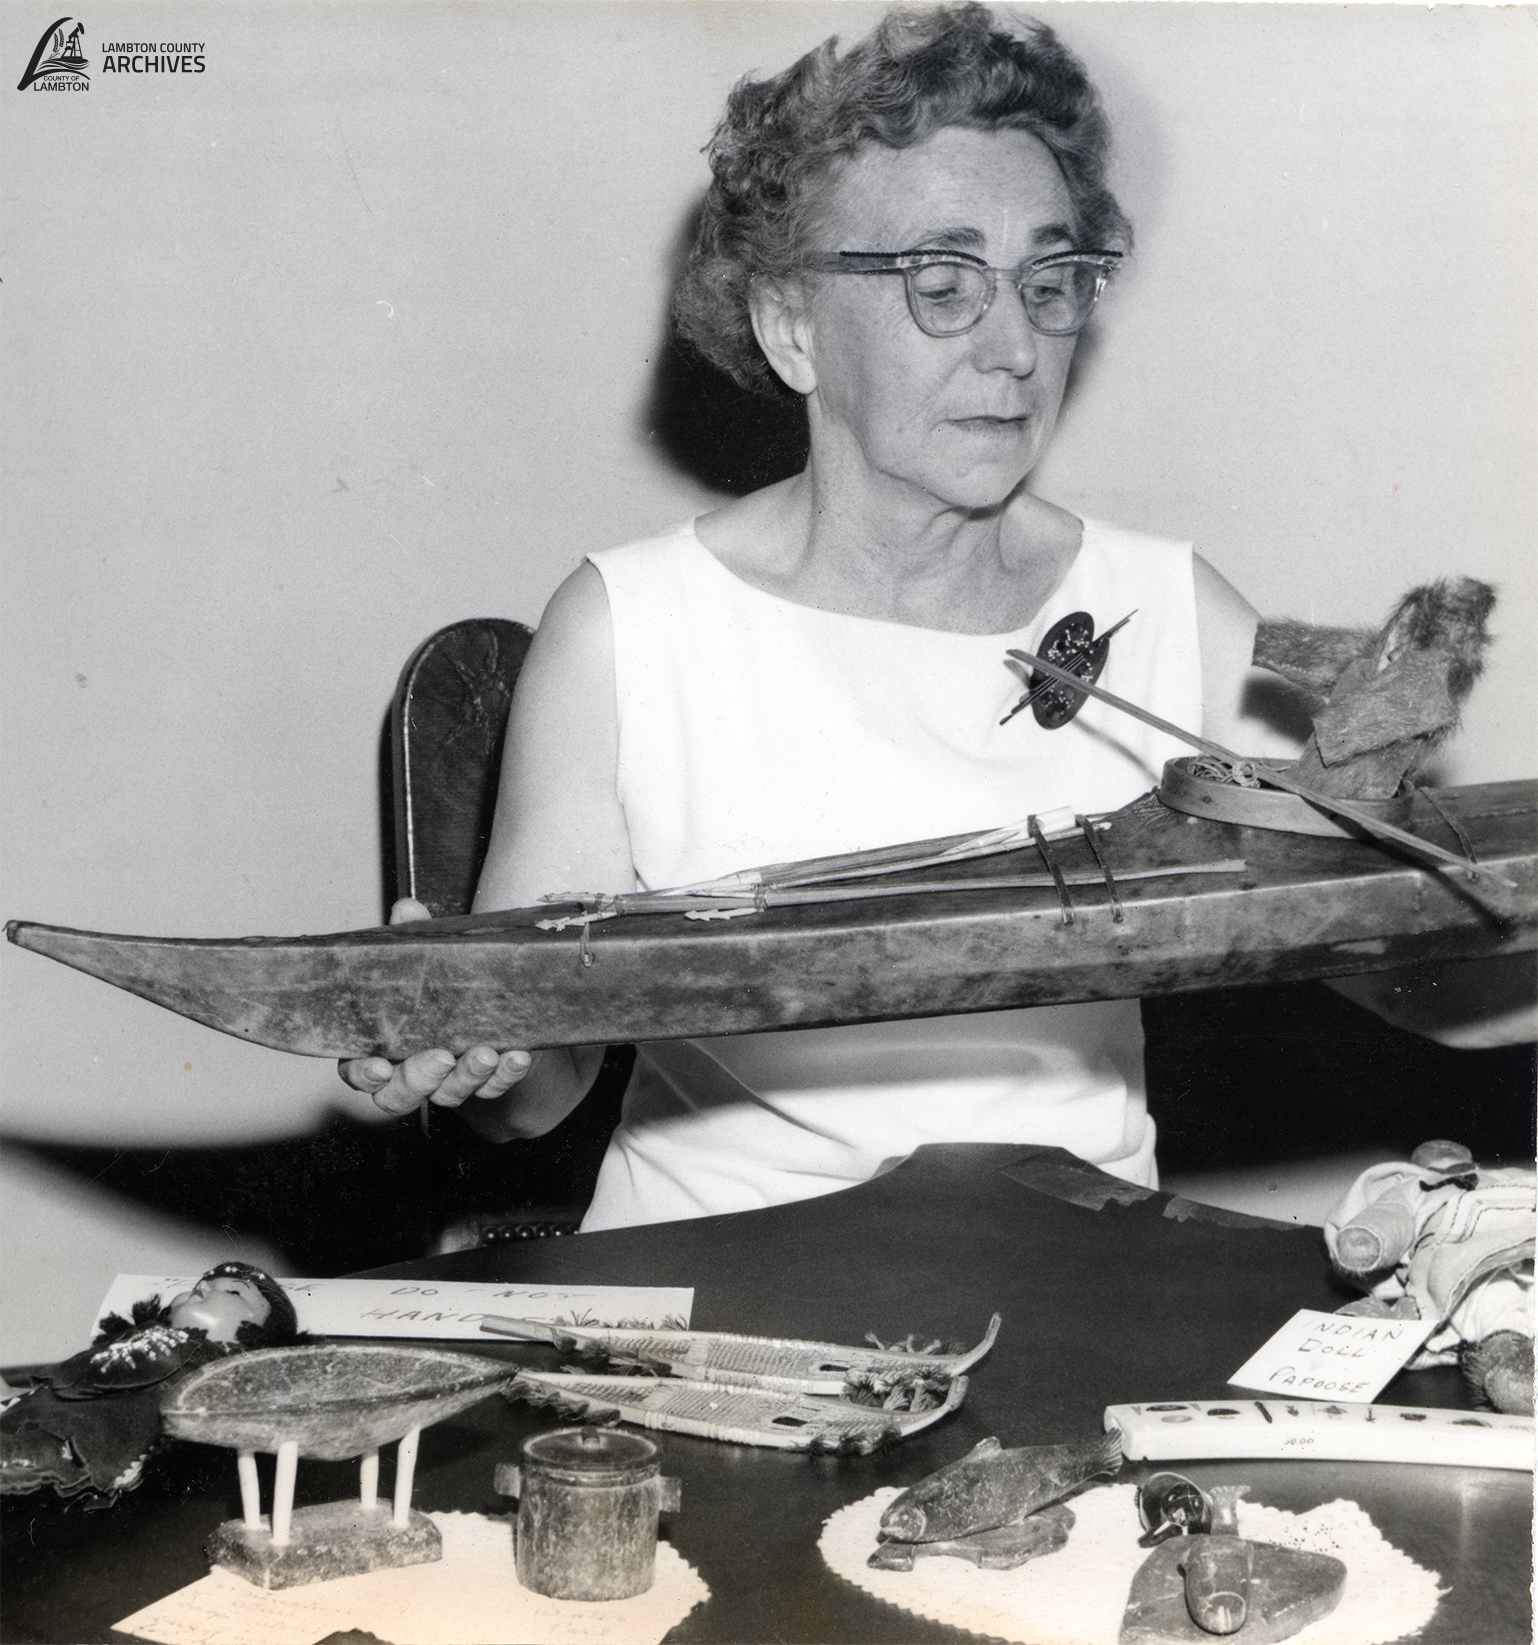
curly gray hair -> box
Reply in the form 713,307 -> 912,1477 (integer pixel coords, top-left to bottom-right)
673,3 -> 1130,396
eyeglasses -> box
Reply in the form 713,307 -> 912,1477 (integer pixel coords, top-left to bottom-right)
812,247 -> 1122,338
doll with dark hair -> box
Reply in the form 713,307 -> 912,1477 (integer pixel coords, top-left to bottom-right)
1,1261 -> 300,1503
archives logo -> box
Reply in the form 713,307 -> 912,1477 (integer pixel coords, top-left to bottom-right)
17,16 -> 89,90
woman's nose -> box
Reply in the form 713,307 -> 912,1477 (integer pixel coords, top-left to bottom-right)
970,282 -> 1040,373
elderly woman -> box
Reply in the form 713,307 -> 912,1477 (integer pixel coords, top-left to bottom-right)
340,5 -> 1497,1228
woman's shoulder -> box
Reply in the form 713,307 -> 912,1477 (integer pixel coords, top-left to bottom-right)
1054,516 -> 1195,612
586,517 -> 702,576
538,505 -> 734,641
1070,517 -> 1254,626
574,520 -> 724,647
1077,515 -> 1193,562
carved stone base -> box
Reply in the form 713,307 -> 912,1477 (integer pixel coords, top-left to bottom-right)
868,1503 -> 1075,1571
1121,1537 -> 1345,1644
210,1503 -> 442,1589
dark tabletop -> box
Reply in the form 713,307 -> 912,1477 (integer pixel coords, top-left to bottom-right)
3,1144 -> 1531,1643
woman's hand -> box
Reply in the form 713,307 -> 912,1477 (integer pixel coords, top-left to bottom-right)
337,898 -> 533,1117
342,1044 -> 534,1117
342,566 -> 634,1137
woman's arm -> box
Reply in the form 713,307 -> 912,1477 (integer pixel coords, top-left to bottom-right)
1328,956 -> 1536,1050
1192,553 -> 1302,758
471,563 -> 635,915
341,562 -> 638,1133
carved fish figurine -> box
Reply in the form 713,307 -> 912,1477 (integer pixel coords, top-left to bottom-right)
878,1430 -> 1122,1543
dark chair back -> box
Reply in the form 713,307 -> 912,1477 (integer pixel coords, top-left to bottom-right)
391,618 -> 532,918
388,617 -> 629,1242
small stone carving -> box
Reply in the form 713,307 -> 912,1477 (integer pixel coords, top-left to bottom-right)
868,1430 -> 1121,1570
1121,1486 -> 1345,1643
494,1426 -> 681,1600
161,1343 -> 521,1588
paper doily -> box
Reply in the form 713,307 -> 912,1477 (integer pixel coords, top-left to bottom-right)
117,1510 -> 708,1645
820,1484 -> 1444,1645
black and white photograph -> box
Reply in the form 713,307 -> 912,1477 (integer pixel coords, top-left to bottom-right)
2,4 -> 1534,1640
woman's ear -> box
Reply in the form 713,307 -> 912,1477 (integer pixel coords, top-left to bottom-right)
749,276 -> 818,397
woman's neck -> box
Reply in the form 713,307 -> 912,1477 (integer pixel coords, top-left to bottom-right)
695,463 -> 1082,636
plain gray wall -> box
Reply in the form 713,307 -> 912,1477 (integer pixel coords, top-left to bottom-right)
3,2 -> 1534,1361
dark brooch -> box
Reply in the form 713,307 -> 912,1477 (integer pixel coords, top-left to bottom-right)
1001,610 -> 1133,728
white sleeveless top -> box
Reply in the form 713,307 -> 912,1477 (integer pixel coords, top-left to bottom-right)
581,517 -> 1202,1230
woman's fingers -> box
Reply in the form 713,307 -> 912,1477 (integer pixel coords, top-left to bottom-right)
470,1050 -> 534,1101
429,1046 -> 532,1106
338,1055 -> 396,1094
336,909 -> 531,1112
336,902 -> 435,1097
431,1045 -> 500,1104
359,1048 -> 458,1116
339,1044 -> 535,1116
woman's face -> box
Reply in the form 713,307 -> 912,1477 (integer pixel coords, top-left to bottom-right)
169,1272 -> 271,1343
796,126 -> 1085,512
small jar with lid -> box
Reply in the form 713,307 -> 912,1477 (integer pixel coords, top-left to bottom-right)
495,1426 -> 681,1600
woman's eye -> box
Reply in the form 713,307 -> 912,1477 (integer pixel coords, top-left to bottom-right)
910,264 -> 965,303
1024,274 -> 1071,301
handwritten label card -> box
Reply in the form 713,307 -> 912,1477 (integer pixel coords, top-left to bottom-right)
1227,1308 -> 1435,1403
95,1276 -> 693,1343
